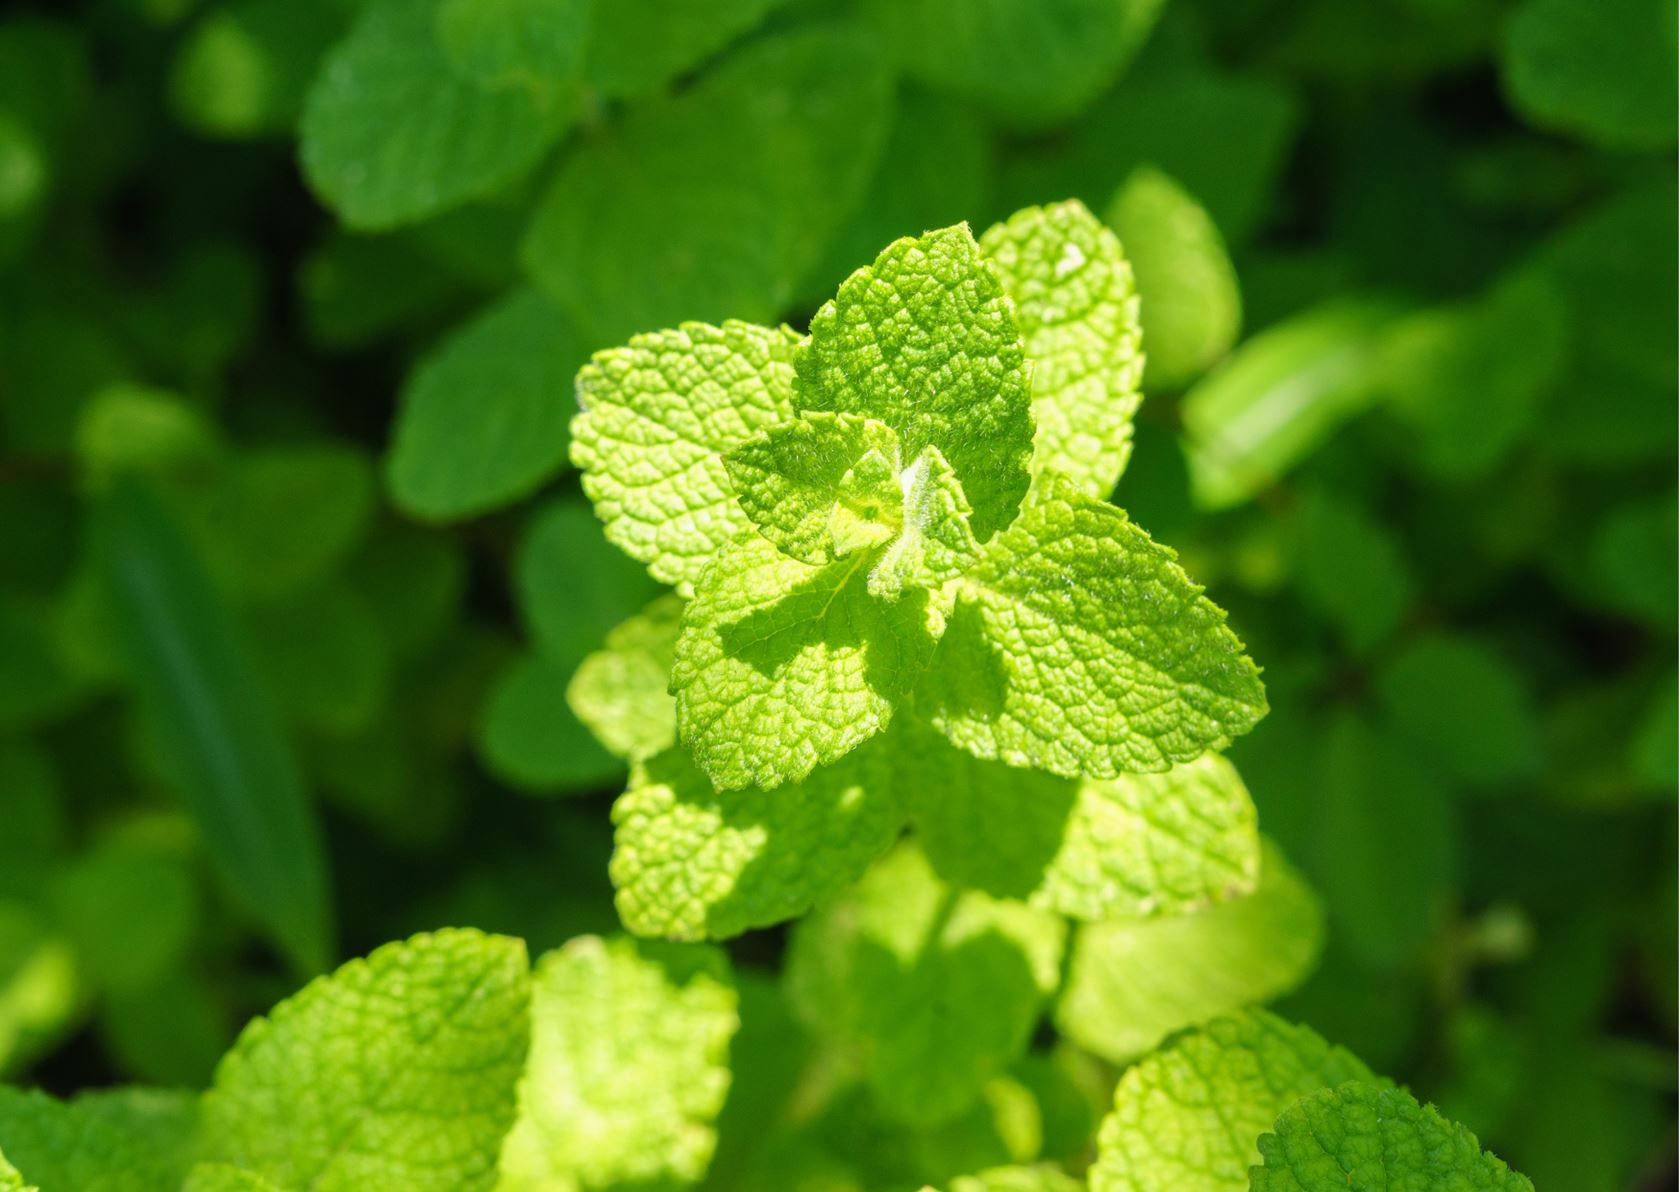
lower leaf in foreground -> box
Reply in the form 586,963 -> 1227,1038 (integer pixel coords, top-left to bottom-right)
497,935 -> 737,1190
1091,1010 -> 1373,1192
201,928 -> 531,1192
1251,1080 -> 1534,1191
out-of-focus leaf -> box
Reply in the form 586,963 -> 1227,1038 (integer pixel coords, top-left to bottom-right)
0,903 -> 77,1076
248,582 -> 390,737
1104,164 -> 1241,391
51,837 -> 198,995
515,500 -> 661,664
478,652 -> 623,795
585,0 -> 789,99
170,0 -> 347,138
1181,299 -> 1400,509
1588,495 -> 1677,627
1502,0 -> 1677,151
388,289 -> 586,520
1288,488 -> 1413,654
434,0 -> 589,90
1376,633 -> 1541,789
95,480 -> 331,974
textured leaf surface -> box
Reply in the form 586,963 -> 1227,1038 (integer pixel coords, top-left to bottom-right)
585,0 -> 787,98
980,200 -> 1142,497
673,534 -> 939,790
860,0 -> 1165,127
905,734 -> 1261,921
388,289 -> 587,520
497,935 -> 737,1190
1105,166 -> 1240,392
867,446 -> 981,602
1091,1011 -> 1373,1192
183,1166 -> 285,1192
785,844 -> 1066,1125
526,27 -> 890,344
921,478 -> 1266,780
202,929 -> 531,1191
799,223 -> 1035,541
1056,840 -> 1323,1063
1251,1081 -> 1535,1191
571,321 -> 799,591
725,413 -> 903,565
567,595 -> 683,764
610,741 -> 904,941
300,0 -> 572,229
0,1088 -> 196,1192
96,481 -> 331,974
1502,0 -> 1676,151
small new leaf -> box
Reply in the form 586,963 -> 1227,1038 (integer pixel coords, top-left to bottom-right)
798,224 -> 1036,541
725,412 -> 903,565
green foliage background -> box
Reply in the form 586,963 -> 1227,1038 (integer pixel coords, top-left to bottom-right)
0,0 -> 1673,1188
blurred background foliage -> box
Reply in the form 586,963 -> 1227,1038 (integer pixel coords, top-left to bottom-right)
0,0 -> 1673,1188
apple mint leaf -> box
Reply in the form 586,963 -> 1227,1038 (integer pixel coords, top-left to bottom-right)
672,533 -> 939,790
858,0 -> 1165,127
497,935 -> 736,1190
525,27 -> 890,344
920,476 -> 1266,781
1501,0 -> 1676,152
434,0 -> 588,91
1055,840 -> 1323,1064
1252,1081 -> 1535,1191
1105,165 -> 1241,393
610,741 -> 904,941
979,200 -> 1143,498
585,0 -> 788,99
0,1152 -> 25,1192
300,0 -> 575,230
0,1088 -> 196,1192
725,413 -> 904,565
867,445 -> 981,602
567,595 -> 683,765
785,844 -> 1066,1126
904,730 -> 1260,921
572,320 -> 800,591
388,289 -> 587,521
1091,1010 -> 1374,1192
202,928 -> 531,1191
797,223 -> 1036,541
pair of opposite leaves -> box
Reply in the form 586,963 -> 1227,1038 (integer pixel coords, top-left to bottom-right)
571,200 -> 1268,795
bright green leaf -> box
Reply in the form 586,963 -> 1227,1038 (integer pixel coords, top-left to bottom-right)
572,320 -> 800,592
672,533 -> 940,790
300,0 -> 574,229
609,741 -> 904,941
951,1167 -> 1084,1192
1251,1081 -> 1534,1191
867,446 -> 982,602
388,289 -> 588,520
567,594 -> 683,764
183,1165 -> 285,1192
0,1088 -> 197,1192
920,477 -> 1267,781
1105,165 -> 1240,392
785,844 -> 1066,1126
725,413 -> 904,565
1056,839 -> 1323,1064
1091,1010 -> 1373,1192
799,223 -> 1035,541
497,935 -> 737,1190
203,929 -> 531,1191
905,732 -> 1261,921
980,199 -> 1143,498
